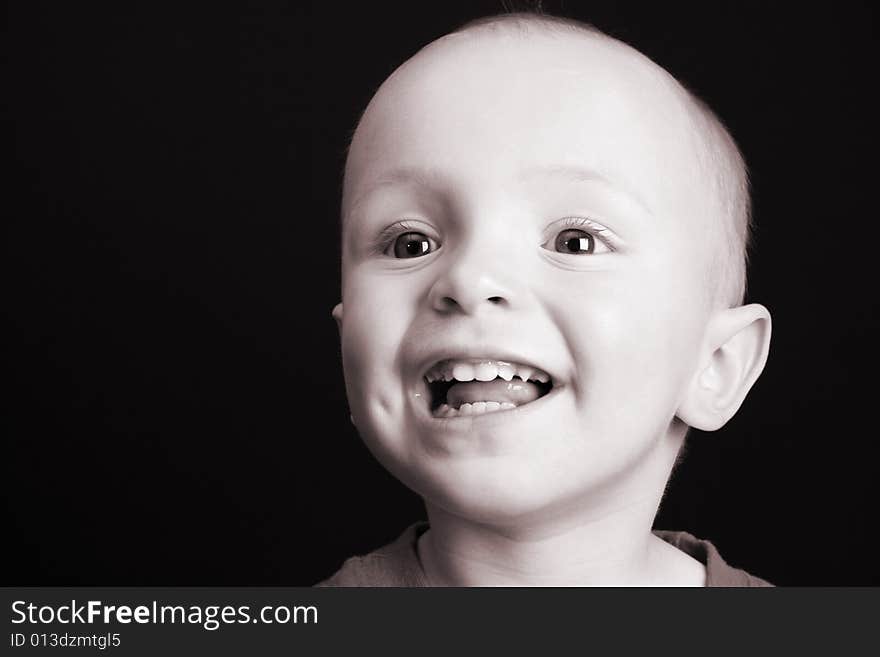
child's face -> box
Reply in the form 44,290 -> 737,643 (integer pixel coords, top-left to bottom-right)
335,32 -> 721,523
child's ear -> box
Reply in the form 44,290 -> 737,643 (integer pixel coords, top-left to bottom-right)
331,302 -> 354,426
676,303 -> 772,431
332,302 -> 344,331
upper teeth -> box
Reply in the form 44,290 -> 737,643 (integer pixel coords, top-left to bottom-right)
425,359 -> 551,384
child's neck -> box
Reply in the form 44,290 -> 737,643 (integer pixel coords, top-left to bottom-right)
419,497 -> 706,587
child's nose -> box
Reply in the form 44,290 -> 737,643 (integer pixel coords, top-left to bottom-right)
427,249 -> 516,315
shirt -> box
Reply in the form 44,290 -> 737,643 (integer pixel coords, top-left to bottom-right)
318,522 -> 772,587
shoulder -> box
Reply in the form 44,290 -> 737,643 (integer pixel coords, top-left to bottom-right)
316,522 -> 429,587
654,529 -> 773,587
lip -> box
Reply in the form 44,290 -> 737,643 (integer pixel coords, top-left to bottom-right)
409,344 -> 565,428
410,376 -> 565,429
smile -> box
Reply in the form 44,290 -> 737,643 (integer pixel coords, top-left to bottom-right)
424,359 -> 554,417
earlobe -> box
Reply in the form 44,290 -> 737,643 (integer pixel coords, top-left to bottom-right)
676,304 -> 772,432
332,302 -> 344,331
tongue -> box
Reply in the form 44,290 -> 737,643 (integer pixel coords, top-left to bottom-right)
446,379 -> 544,408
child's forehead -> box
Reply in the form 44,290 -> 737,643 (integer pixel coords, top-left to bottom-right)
361,30 -> 682,142
344,31 -> 707,228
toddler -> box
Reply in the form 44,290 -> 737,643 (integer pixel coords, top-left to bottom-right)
322,12 -> 772,586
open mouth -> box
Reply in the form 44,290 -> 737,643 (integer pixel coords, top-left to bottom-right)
424,359 -> 554,418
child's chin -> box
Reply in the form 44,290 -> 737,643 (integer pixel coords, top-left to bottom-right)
415,462 -> 585,525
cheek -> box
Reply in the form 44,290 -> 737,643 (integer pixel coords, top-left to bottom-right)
340,270 -> 423,405
546,266 -> 704,408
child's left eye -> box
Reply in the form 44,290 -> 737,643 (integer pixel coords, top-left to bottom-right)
554,229 -> 596,254
543,218 -> 614,255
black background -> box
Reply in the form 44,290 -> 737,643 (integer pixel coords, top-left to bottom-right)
5,1 -> 878,585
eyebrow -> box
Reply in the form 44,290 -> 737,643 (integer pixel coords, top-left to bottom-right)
519,164 -> 653,214
346,163 -> 653,218
346,167 -> 445,215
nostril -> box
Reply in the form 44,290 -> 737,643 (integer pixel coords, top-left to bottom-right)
487,296 -> 505,305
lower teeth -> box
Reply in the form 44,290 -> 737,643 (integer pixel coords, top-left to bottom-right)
434,401 -> 517,417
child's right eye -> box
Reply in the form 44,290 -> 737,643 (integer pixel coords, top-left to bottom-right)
387,231 -> 440,258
